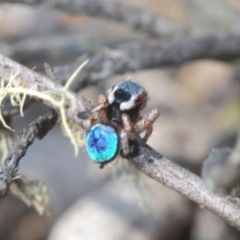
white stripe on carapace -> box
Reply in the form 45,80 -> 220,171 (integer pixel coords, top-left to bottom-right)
107,80 -> 144,110
107,90 -> 115,104
120,95 -> 136,110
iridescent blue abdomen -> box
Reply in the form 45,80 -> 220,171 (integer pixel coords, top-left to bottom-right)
86,123 -> 119,163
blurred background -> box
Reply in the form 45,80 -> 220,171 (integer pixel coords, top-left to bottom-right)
1,0 -> 240,239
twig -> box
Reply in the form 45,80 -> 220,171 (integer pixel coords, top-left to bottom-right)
3,33 -> 240,90
0,111 -> 57,197
0,35 -> 145,69
53,33 -> 240,88
0,0 -> 183,38
1,53 -> 240,229
127,144 -> 240,230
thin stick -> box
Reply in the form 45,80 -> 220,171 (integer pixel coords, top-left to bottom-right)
128,144 -> 240,230
0,111 -> 57,197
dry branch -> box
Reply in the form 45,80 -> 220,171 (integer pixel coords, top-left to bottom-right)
128,145 -> 240,230
0,53 -> 89,123
53,33 -> 240,88
0,111 -> 57,197
0,0 -> 182,38
1,53 -> 240,229
3,34 -> 240,88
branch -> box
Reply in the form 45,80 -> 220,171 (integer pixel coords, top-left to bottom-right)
0,0 -> 182,38
0,111 -> 57,197
0,53 -> 90,122
1,53 -> 240,228
53,33 -> 240,87
0,35 -> 87,69
127,144 -> 240,230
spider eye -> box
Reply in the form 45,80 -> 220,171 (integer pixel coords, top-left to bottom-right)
86,123 -> 119,163
114,89 -> 131,104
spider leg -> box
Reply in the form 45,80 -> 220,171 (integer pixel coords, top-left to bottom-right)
98,94 -> 108,104
134,108 -> 160,141
78,116 -> 96,131
77,95 -> 109,131
121,113 -> 146,146
120,129 -> 130,156
90,94 -> 108,113
79,95 -> 108,116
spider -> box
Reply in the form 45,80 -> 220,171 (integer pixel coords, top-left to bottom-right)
78,80 -> 159,168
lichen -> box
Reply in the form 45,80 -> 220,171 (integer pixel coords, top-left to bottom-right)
0,60 -> 88,156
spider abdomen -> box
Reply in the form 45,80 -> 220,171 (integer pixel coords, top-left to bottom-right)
86,123 -> 119,163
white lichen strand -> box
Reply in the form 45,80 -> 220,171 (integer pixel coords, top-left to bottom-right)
0,60 -> 89,157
